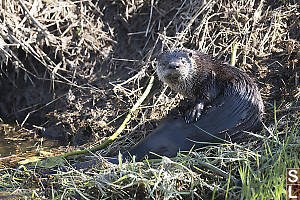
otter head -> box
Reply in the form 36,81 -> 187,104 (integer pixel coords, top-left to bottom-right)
156,49 -> 195,86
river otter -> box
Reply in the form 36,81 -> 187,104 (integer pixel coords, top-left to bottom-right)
107,48 -> 264,163
156,48 -> 264,124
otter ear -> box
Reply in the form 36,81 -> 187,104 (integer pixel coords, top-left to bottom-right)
188,52 -> 193,57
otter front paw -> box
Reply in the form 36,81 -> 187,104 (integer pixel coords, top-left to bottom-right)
184,101 -> 204,124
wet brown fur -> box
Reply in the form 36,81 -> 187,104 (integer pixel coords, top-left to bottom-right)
156,48 -> 264,120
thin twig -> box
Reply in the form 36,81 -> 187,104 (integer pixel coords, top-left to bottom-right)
17,0 -> 48,35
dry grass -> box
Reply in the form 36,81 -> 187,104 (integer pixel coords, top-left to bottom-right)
0,0 -> 299,199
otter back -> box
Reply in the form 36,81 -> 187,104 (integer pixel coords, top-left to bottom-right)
116,89 -> 262,162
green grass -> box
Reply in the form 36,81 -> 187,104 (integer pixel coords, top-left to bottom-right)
1,116 -> 298,199
239,119 -> 299,199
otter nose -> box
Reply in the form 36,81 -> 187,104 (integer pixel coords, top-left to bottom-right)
168,64 -> 180,69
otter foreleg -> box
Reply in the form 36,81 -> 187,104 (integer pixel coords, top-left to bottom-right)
184,98 -> 205,123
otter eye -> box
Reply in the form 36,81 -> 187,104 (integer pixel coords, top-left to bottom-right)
188,52 -> 192,57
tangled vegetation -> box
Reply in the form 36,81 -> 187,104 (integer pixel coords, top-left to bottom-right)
0,0 -> 299,199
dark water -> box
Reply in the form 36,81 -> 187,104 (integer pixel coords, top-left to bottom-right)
0,129 -> 63,157
0,133 -> 17,157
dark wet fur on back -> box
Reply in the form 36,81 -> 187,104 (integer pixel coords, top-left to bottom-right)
118,87 -> 263,162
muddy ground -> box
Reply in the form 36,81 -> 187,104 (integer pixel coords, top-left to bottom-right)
0,0 -> 299,164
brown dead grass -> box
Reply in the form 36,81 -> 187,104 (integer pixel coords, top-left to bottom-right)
0,0 -> 299,199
